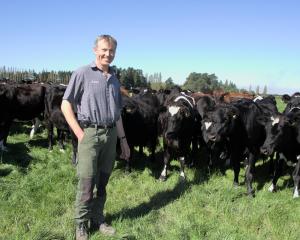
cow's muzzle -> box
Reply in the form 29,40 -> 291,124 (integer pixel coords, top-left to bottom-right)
207,134 -> 218,142
165,132 -> 177,140
260,146 -> 273,156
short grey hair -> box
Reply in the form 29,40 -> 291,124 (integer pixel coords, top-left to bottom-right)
94,35 -> 117,49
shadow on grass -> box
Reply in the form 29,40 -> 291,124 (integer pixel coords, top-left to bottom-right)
107,166 -> 208,222
0,167 -> 13,177
115,148 -> 165,175
255,157 -> 296,193
27,137 -> 49,148
107,180 -> 188,221
9,122 -> 33,135
1,142 -> 32,169
115,148 -> 200,181
255,158 -> 274,191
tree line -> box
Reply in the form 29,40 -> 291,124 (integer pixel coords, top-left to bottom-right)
0,66 -> 266,94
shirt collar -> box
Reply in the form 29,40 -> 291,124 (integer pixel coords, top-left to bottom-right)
90,61 -> 114,74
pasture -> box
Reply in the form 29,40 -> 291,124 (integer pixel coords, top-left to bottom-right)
0,97 -> 300,240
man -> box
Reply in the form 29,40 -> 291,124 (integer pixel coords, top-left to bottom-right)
61,34 -> 130,240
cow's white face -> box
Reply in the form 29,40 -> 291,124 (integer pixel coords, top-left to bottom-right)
204,121 -> 212,130
168,106 -> 180,116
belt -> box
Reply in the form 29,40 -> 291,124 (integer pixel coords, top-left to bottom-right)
79,121 -> 116,129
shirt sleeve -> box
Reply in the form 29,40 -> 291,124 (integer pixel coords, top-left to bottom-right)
63,70 -> 84,105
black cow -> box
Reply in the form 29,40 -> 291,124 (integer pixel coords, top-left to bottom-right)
195,96 -> 229,172
44,84 -> 78,164
158,93 -> 198,181
156,86 -> 183,107
257,108 -> 300,198
45,84 -> 68,150
282,92 -> 300,114
0,83 -> 46,150
121,95 -> 159,172
201,99 -> 266,196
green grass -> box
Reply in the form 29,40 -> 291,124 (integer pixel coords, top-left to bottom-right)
1,98 -> 300,240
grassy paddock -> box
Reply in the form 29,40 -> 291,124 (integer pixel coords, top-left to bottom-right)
1,97 -> 299,240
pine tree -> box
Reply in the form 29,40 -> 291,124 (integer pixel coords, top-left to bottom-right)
256,85 -> 260,95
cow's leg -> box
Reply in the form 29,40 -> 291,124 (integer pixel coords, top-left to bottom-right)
125,145 -> 134,173
47,121 -> 54,151
30,118 -> 41,139
269,154 -> 283,193
0,137 -> 8,152
209,143 -> 223,172
159,148 -> 170,181
268,152 -> 275,177
292,156 -> 300,198
149,141 -> 156,163
189,137 -> 198,167
0,140 -> 7,152
245,152 -> 256,196
179,156 -> 186,180
231,153 -> 240,187
138,145 -> 143,155
57,128 -> 65,152
0,120 -> 12,151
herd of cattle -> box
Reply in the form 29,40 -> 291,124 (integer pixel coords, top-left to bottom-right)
1,80 -> 300,198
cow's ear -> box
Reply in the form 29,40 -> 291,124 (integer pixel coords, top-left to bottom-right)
282,94 -> 291,103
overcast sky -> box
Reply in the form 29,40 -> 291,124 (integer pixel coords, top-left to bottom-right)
1,0 -> 299,94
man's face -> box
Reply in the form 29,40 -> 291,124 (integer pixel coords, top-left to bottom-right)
94,39 -> 116,67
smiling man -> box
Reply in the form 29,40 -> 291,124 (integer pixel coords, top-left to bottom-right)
61,35 -> 130,240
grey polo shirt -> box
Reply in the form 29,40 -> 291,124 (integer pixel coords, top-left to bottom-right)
63,62 -> 122,125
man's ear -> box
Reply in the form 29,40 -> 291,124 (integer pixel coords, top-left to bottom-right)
93,47 -> 98,54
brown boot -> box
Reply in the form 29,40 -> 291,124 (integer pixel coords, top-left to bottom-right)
75,222 -> 88,240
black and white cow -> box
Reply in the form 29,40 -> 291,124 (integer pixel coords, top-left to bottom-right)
282,92 -> 300,114
201,99 -> 266,196
158,93 -> 199,181
258,107 -> 300,198
196,95 -> 229,172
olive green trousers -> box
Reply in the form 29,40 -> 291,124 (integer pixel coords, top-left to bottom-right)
74,126 -> 117,225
